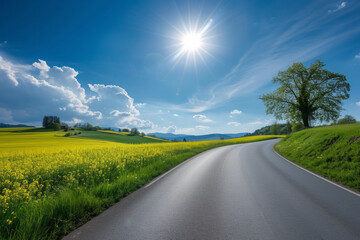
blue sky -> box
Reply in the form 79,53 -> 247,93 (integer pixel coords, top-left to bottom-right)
0,0 -> 359,134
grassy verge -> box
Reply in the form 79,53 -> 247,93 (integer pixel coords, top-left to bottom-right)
0,134 -> 280,240
275,123 -> 360,191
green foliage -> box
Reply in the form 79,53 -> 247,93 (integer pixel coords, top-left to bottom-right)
275,123 -> 360,191
247,123 -> 291,136
130,128 -> 140,136
260,60 -> 350,127
269,123 -> 281,135
47,122 -> 61,131
122,128 -> 130,132
42,116 -> 60,129
291,122 -> 306,132
337,115 -> 356,125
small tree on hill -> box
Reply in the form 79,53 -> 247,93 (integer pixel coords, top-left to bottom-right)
337,115 -> 356,125
130,128 -> 140,136
43,116 -> 61,130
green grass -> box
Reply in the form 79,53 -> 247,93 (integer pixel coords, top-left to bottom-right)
70,130 -> 166,144
275,123 -> 360,191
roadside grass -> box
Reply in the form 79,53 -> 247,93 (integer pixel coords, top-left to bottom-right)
0,130 -> 281,240
275,123 -> 360,191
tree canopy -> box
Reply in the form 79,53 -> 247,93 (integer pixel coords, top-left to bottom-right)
260,60 -> 350,127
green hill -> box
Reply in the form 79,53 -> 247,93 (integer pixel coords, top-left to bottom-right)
275,123 -> 360,191
247,123 -> 291,136
70,130 -> 166,144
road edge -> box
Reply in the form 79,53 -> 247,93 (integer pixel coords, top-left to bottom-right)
272,145 -> 360,198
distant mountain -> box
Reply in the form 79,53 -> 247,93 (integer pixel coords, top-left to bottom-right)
0,123 -> 33,128
148,132 -> 248,141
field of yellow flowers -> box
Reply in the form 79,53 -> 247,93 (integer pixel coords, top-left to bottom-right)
0,127 -> 280,239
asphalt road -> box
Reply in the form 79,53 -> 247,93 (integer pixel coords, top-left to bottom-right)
64,139 -> 360,240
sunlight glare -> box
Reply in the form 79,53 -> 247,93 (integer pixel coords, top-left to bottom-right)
181,32 -> 203,52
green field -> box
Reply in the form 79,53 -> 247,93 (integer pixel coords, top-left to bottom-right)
71,130 -> 166,144
275,123 -> 360,191
0,127 -> 280,240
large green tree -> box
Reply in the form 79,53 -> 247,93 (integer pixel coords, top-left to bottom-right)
260,60 -> 350,127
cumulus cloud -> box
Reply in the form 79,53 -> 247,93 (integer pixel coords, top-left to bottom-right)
193,114 -> 213,123
356,102 -> 360,107
328,2 -> 346,13
196,125 -> 209,130
64,118 -> 84,125
166,125 -> 177,133
0,55 -> 154,129
355,53 -> 360,59
230,109 -> 242,115
227,121 -> 241,127
173,113 -> 179,117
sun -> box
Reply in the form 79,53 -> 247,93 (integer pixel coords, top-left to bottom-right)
169,18 -> 215,67
181,32 -> 203,52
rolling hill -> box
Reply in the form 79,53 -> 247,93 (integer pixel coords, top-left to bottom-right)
148,132 -> 248,141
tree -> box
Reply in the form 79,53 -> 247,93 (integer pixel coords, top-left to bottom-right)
270,123 -> 280,135
42,116 -> 60,129
260,60 -> 350,127
122,128 -> 130,132
337,115 -> 356,125
130,128 -> 140,136
286,122 -> 292,134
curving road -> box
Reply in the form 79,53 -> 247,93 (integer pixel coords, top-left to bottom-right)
64,139 -> 360,240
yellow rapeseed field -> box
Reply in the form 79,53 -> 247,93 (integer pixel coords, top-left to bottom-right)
0,127 -> 279,238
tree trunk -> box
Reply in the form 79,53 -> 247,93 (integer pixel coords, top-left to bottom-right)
301,111 -> 309,127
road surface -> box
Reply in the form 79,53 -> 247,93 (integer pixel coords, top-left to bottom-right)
64,139 -> 360,240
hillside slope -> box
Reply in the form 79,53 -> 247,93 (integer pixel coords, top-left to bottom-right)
149,132 -> 248,141
71,130 -> 166,144
275,124 -> 360,191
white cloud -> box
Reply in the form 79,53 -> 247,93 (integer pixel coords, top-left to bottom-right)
0,55 -> 154,129
65,118 -> 84,125
117,115 -> 154,129
196,125 -> 209,130
328,2 -> 346,13
230,109 -> 242,115
193,114 -> 213,123
135,103 -> 147,108
356,102 -> 360,107
166,125 -> 177,133
173,113 -> 179,117
227,121 -> 241,127
355,53 -> 360,59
